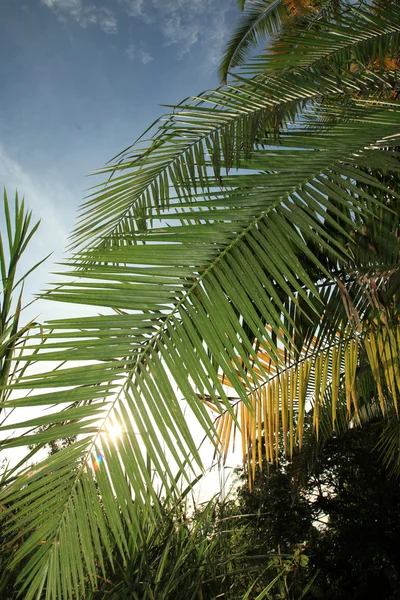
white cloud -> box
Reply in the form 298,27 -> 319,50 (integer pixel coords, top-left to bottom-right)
200,7 -> 230,68
97,8 -> 118,34
140,49 -> 153,64
163,14 -> 199,58
120,0 -> 147,18
42,0 -> 79,10
44,0 -> 231,64
125,44 -> 153,65
120,0 -> 232,64
42,0 -> 118,34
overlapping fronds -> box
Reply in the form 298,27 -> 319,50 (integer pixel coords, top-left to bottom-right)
241,1 -> 400,75
219,0 -> 348,84
1,105 -> 399,598
209,194 -> 400,483
73,1 -> 400,251
0,2 -> 399,598
210,244 -> 400,486
212,319 -> 400,484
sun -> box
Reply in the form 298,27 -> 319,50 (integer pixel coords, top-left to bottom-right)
105,422 -> 124,443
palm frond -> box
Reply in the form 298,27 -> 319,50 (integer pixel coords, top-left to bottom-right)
1,4 -> 400,596
242,1 -> 400,75
219,0 -> 286,85
0,189 -> 48,408
209,234 -> 400,485
214,321 -> 399,483
72,66 -> 397,251
219,0 -> 353,84
1,103 -> 399,597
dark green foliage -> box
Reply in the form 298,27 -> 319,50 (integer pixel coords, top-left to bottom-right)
0,462 -> 32,600
306,423 -> 400,600
90,494 -> 310,600
1,2 -> 399,596
234,463 -> 314,554
233,423 -> 400,599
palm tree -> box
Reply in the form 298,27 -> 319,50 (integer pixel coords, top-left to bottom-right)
0,190 -> 50,598
210,179 -> 400,485
219,0 -> 347,85
208,0 -> 400,483
0,2 -> 399,598
0,190 -> 47,413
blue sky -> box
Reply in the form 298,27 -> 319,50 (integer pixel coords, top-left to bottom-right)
0,0 -> 243,494
0,0 -> 237,315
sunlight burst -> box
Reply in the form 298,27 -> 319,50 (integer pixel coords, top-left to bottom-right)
105,422 -> 124,443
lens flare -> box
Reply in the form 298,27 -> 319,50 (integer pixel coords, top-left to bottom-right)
93,454 -> 103,471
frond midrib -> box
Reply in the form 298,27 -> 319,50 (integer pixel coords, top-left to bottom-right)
72,69 -> 394,250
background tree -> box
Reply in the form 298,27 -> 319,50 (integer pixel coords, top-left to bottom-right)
232,420 -> 400,599
0,2 -> 399,598
89,487 -> 312,600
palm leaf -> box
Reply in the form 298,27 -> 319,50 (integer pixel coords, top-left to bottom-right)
242,1 -> 400,75
219,0 -> 286,85
1,103 -> 400,598
219,0 -> 352,84
212,322 -> 400,484
210,250 -> 400,485
1,4 -> 400,596
73,74 -> 399,250
0,189 -> 49,409
207,192 -> 400,480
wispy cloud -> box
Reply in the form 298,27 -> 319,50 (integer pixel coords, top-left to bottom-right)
125,43 -> 153,64
162,14 -> 199,58
43,0 -> 231,65
199,6 -> 231,68
120,0 -> 148,19
97,8 -> 118,34
42,0 -> 118,34
121,0 -> 232,63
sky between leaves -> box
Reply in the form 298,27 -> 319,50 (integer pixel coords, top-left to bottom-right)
0,0 -> 241,499
0,0 -> 237,318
